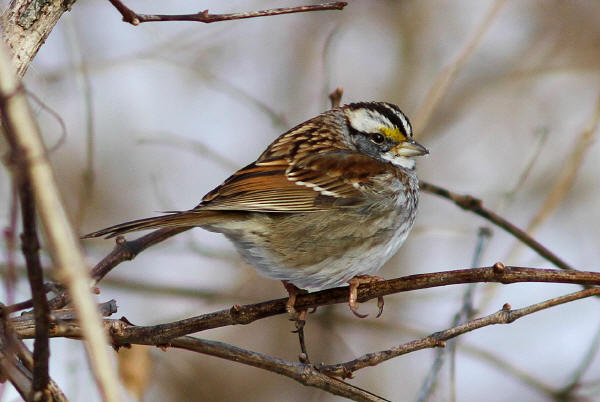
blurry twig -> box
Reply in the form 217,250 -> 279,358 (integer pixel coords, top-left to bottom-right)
413,0 -> 507,137
329,88 -> 343,108
17,164 -> 50,396
138,133 -> 238,170
554,322 -> 600,400
526,94 -> 600,233
420,181 -> 574,271
0,41 -> 122,401
107,1 -> 348,26
2,179 -> 18,305
24,90 -> 68,154
502,95 -> 600,265
417,227 -> 492,402
64,18 -> 96,227
500,127 -> 550,207
101,276 -> 256,304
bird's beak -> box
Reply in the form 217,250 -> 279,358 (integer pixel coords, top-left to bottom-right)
392,139 -> 429,157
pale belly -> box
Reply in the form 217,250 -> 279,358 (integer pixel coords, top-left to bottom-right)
211,196 -> 417,291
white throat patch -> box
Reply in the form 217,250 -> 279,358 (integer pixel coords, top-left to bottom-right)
382,152 -> 415,170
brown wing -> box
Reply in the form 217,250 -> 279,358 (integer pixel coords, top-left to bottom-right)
197,151 -> 391,213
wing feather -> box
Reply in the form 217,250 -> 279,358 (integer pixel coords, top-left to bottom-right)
197,150 -> 392,212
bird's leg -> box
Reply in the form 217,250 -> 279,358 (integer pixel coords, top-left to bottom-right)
347,275 -> 385,318
281,281 -> 310,362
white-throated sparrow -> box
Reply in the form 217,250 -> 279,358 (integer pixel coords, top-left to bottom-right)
84,102 -> 428,317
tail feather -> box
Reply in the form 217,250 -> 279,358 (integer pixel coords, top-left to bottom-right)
82,210 -> 219,239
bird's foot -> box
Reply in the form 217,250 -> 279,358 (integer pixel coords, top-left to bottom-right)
347,275 -> 385,318
281,281 -> 310,362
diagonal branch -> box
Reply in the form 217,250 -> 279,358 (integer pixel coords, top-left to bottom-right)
318,287 -> 600,377
419,181 -> 574,271
170,337 -> 387,402
107,1 -> 348,26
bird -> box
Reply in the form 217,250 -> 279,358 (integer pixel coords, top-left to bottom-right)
83,102 -> 429,319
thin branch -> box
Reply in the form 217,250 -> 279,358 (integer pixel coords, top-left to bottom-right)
0,41 -> 122,401
14,266 -> 600,343
18,164 -> 50,395
329,87 -> 344,108
107,1 -> 348,26
12,282 -> 600,392
419,181 -> 574,271
2,178 -> 18,305
90,228 -> 191,285
169,337 -> 387,402
318,287 -> 600,377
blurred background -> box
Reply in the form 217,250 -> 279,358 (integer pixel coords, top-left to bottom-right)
1,0 -> 600,400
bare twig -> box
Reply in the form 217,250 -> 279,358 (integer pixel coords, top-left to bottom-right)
107,1 -> 348,26
419,181 -> 574,271
2,179 -> 19,305
14,266 -> 600,343
318,287 -> 600,377
169,337 -> 387,402
90,228 -> 191,285
18,166 -> 50,395
0,42 -> 122,401
329,87 -> 344,108
12,282 -> 600,392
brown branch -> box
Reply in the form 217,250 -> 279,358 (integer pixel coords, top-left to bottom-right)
11,280 -> 599,392
107,1 -> 347,26
90,228 -> 190,284
318,287 -> 600,377
17,164 -> 50,395
170,337 -> 387,402
419,181 -> 574,271
329,87 -> 344,108
13,265 -> 600,343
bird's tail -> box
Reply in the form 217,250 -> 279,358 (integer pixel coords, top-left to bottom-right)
82,210 -> 223,239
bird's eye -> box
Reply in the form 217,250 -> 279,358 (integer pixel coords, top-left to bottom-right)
370,133 -> 385,144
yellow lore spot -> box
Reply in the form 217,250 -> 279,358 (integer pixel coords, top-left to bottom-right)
380,126 -> 407,143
